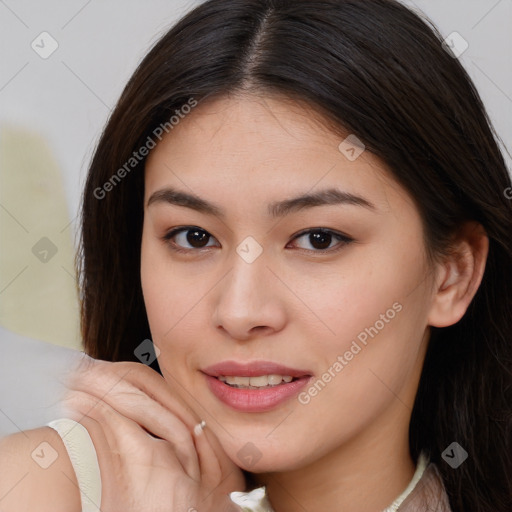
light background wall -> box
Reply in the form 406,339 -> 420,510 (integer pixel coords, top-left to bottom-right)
0,0 -> 511,350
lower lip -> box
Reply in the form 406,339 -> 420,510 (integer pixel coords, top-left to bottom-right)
204,374 -> 311,412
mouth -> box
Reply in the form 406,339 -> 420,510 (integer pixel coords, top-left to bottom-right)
202,361 -> 312,412
218,374 -> 296,389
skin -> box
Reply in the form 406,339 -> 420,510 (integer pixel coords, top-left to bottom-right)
140,93 -> 488,512
0,360 -> 244,512
0,427 -> 81,511
0,93 -> 487,512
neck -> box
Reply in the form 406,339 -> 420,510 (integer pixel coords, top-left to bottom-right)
253,400 -> 416,512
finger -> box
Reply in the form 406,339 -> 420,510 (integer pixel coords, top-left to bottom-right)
69,360 -> 200,430
202,423 -> 246,487
107,361 -> 201,429
193,423 -> 246,496
66,367 -> 201,480
57,401 -> 156,509
67,413 -> 119,508
193,422 -> 222,489
62,390 -> 199,480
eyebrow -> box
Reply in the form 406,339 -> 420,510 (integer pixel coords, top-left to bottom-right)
147,186 -> 376,218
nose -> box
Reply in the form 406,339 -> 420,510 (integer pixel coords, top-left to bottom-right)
212,253 -> 287,341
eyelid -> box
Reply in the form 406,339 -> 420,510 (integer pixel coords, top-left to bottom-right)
162,226 -> 353,253
290,227 -> 352,241
162,226 -> 220,253
288,228 -> 353,252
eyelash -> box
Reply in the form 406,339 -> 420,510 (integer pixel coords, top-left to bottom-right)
161,226 -> 354,255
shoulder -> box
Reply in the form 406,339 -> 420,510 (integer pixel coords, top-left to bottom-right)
0,427 -> 81,512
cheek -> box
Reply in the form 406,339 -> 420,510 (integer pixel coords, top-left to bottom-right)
295,243 -> 430,408
291,241 -> 428,354
140,231 -> 210,366
140,230 -> 181,341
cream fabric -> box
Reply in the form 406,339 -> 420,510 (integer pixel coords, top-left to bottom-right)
47,418 -> 102,512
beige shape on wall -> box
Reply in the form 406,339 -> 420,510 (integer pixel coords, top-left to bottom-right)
0,125 -> 82,350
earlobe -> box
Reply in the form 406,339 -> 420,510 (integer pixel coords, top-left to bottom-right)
427,222 -> 489,328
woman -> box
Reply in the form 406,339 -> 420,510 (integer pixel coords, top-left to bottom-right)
1,0 -> 511,511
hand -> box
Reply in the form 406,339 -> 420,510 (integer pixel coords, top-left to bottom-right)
61,357 -> 245,512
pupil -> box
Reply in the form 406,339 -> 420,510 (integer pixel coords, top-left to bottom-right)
187,229 -> 209,248
310,231 -> 331,249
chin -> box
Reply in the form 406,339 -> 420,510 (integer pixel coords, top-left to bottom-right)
222,436 -> 315,474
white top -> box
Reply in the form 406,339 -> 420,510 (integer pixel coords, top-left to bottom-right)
381,453 -> 428,512
48,417 -> 428,512
230,453 -> 428,512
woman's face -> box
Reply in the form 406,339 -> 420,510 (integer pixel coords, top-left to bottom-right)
141,94 -> 437,472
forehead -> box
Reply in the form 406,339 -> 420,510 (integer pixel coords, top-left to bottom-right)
151,93 -> 345,158
143,94 -> 405,214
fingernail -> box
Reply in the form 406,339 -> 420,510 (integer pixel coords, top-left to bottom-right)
193,420 -> 206,436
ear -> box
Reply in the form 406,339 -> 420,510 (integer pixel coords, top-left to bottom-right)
427,221 -> 489,328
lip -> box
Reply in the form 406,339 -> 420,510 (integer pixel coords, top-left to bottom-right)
202,361 -> 312,413
202,360 -> 312,378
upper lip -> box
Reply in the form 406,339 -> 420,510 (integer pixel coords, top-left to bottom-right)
202,361 -> 312,378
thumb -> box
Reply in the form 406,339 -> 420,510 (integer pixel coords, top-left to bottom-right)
192,420 -> 246,493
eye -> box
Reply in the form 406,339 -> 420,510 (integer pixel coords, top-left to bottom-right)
163,226 -> 219,252
162,226 -> 352,254
288,228 -> 353,252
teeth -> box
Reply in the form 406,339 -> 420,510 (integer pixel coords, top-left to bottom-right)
233,376 -> 250,386
250,375 -> 269,387
218,374 -> 295,388
268,374 -> 284,385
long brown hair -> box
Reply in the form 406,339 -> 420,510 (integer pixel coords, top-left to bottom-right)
78,1 -> 512,510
